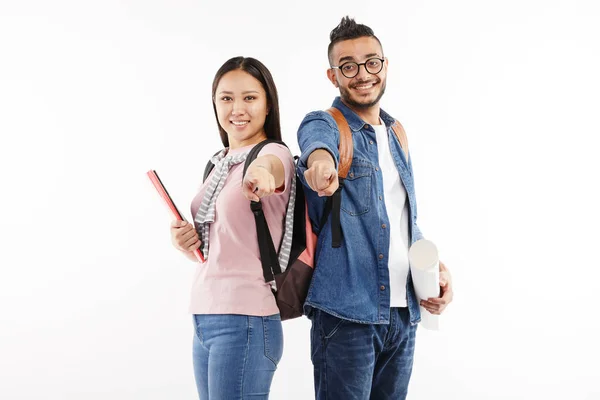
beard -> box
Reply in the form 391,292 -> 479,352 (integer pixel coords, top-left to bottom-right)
339,78 -> 387,109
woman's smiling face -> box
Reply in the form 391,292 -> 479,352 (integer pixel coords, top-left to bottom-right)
214,69 -> 269,149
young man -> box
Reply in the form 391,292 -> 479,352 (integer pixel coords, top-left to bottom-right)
297,17 -> 454,399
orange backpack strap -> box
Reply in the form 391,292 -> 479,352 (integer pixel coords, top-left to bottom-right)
391,120 -> 409,161
325,107 -> 353,179
322,107 -> 353,248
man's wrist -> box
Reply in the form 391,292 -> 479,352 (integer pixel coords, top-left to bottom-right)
308,149 -> 335,169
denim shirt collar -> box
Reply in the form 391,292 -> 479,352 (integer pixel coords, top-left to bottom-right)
331,96 -> 396,131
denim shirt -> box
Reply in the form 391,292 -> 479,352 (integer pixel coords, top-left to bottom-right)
297,97 -> 423,325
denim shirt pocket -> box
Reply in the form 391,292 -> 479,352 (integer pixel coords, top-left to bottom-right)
340,159 -> 373,216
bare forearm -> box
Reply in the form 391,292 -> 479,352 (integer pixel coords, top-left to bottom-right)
250,155 -> 285,188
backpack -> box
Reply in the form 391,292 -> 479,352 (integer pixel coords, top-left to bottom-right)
202,140 -> 318,321
201,108 -> 409,320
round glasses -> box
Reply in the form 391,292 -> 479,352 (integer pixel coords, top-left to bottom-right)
330,57 -> 385,78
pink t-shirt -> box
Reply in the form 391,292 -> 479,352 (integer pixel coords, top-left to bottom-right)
189,143 -> 295,316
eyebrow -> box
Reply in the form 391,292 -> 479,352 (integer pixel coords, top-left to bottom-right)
338,53 -> 381,64
218,90 -> 260,95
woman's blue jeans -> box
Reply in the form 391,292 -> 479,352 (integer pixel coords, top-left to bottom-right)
192,314 -> 283,399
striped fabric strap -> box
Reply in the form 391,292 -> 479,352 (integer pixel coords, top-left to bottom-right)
276,166 -> 297,273
194,149 -> 249,259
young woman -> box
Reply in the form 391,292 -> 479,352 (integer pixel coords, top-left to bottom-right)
169,57 -> 294,399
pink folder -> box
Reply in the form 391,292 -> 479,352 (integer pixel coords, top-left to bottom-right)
146,170 -> 205,263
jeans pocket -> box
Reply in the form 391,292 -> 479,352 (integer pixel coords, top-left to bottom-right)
318,310 -> 346,339
262,314 -> 283,367
310,320 -> 320,361
192,315 -> 203,343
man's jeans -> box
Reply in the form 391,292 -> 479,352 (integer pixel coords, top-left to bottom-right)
310,307 -> 417,400
192,314 -> 283,399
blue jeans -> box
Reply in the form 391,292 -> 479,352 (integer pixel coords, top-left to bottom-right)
192,314 -> 284,400
310,307 -> 417,400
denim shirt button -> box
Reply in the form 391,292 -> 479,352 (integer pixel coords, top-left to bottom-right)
380,285 -> 386,291
375,167 -> 379,171
379,196 -> 382,200
364,124 -> 370,129
369,140 -> 374,145
379,254 -> 384,259
381,224 -> 386,229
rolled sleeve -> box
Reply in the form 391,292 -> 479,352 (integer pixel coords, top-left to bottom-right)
297,111 -> 340,180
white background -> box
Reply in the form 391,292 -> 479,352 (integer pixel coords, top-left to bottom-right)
1,0 -> 599,399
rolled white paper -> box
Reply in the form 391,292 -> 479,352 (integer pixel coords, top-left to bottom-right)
408,239 -> 441,330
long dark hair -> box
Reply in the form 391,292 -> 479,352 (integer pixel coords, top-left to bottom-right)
211,57 -> 282,147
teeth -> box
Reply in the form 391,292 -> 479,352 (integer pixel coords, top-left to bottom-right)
355,84 -> 374,90
231,121 -> 249,126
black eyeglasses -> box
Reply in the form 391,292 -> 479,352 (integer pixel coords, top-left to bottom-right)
330,57 -> 385,78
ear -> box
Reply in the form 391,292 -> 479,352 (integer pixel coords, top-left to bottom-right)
327,68 -> 339,88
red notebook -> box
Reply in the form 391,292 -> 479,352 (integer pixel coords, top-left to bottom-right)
146,170 -> 205,263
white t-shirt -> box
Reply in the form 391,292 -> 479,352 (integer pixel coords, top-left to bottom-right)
373,122 -> 410,307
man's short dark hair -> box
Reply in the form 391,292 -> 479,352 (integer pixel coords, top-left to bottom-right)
328,16 -> 383,65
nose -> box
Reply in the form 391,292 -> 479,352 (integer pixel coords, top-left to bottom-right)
231,99 -> 246,116
355,63 -> 371,81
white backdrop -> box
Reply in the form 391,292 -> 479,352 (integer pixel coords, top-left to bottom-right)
1,1 -> 599,399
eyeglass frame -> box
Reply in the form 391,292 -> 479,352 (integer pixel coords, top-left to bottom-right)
329,57 -> 386,79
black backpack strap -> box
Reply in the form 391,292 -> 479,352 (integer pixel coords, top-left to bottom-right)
202,150 -> 222,183
330,181 -> 344,248
243,139 -> 287,282
242,139 -> 286,176
289,159 -> 307,264
251,200 -> 281,282
317,182 -> 341,247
